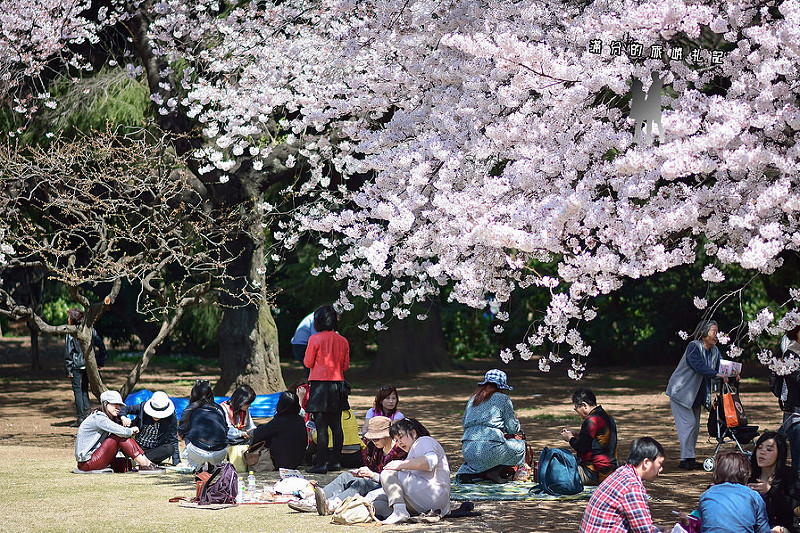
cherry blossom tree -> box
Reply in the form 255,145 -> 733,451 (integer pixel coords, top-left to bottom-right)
277,0 -> 800,376
4,0 -> 800,377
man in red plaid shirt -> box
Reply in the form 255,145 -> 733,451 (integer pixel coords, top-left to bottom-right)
580,437 -> 667,533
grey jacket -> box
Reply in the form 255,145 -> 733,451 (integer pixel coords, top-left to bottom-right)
666,339 -> 721,409
74,410 -> 134,462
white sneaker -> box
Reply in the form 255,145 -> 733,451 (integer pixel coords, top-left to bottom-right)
382,503 -> 410,525
288,498 -> 317,513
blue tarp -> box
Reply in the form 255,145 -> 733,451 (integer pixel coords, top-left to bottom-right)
124,389 -> 281,419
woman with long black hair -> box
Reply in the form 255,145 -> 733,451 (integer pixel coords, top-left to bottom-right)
748,431 -> 800,533
303,305 -> 349,474
178,379 -> 228,469
220,384 -> 256,444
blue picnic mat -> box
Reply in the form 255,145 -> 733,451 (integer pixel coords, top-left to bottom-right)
451,479 -> 596,501
124,389 -> 281,418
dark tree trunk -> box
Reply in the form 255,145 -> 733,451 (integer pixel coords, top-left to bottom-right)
214,227 -> 284,395
128,5 -> 288,396
27,318 -> 41,370
372,302 -> 451,375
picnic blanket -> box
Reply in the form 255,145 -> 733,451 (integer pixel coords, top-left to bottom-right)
451,480 -> 596,501
124,389 -> 281,418
176,501 -> 236,510
163,465 -> 194,474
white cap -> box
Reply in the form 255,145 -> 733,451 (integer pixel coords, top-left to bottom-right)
100,390 -> 125,405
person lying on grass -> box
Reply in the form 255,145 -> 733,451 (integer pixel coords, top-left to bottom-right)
75,390 -> 164,473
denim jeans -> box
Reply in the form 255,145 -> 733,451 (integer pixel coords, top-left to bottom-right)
323,472 -> 380,500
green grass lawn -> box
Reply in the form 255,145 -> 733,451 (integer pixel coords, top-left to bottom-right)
0,446 -> 375,533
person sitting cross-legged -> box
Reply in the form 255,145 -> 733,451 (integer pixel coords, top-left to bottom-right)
121,390 -> 180,466
699,450 -> 773,533
560,387 -> 618,485
249,391 -> 307,470
580,437 -> 668,533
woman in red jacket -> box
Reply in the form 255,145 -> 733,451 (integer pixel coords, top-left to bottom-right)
304,305 -> 350,473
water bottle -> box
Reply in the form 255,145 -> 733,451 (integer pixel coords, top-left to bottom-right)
236,477 -> 244,503
247,471 -> 257,496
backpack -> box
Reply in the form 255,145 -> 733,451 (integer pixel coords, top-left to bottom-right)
537,447 -> 583,495
196,462 -> 239,505
331,495 -> 377,524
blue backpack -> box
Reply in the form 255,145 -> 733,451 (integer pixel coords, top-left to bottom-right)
537,447 -> 583,495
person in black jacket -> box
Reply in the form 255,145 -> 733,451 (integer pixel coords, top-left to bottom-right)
122,391 -> 180,465
178,380 -> 228,469
250,391 -> 307,469
773,326 -> 800,473
64,308 -> 107,427
773,326 -> 800,414
748,431 -> 800,533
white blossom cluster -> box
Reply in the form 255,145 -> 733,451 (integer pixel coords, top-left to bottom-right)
760,348 -> 800,376
747,304 -> 800,373
281,0 -> 800,377
5,0 -> 800,377
0,227 -> 13,266
0,0 -> 127,116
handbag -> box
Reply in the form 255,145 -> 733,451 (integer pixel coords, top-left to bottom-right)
722,383 -> 748,428
331,495 -> 377,525
244,441 -> 266,467
340,381 -> 352,398
227,444 -> 250,473
501,431 -> 535,481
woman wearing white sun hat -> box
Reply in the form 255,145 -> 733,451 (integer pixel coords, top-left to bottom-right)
121,390 -> 180,465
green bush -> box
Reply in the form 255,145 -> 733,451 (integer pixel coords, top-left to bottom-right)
171,301 -> 223,356
42,298 -> 82,326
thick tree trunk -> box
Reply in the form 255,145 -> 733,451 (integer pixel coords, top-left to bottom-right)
372,302 -> 451,375
27,318 -> 41,370
214,229 -> 284,395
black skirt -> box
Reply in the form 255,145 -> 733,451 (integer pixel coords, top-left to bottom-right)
306,380 -> 349,413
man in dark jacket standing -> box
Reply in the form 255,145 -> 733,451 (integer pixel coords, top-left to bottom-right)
65,308 -> 107,427
122,391 -> 181,465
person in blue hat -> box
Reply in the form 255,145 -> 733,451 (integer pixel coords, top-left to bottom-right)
456,369 -> 526,483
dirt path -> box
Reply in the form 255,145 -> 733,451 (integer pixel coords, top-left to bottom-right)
0,337 -> 785,531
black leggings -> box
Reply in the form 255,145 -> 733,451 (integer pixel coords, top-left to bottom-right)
313,410 -> 343,467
